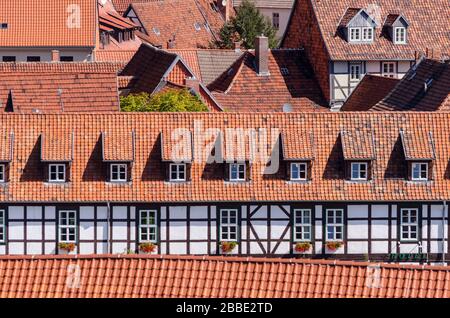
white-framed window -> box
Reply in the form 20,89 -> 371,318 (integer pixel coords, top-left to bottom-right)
349,27 -> 361,42
293,209 -> 312,242
170,163 -> 186,181
139,210 -> 157,243
110,163 -> 127,182
394,27 -> 406,44
229,163 -> 245,181
220,209 -> 238,242
351,162 -> 368,180
400,208 -> 418,241
272,12 -> 280,30
412,162 -> 428,181
0,209 -> 5,243
48,164 -> 66,182
362,27 -> 374,41
382,62 -> 396,78
59,210 -> 76,243
326,209 -> 344,241
350,63 -> 362,81
290,162 -> 308,181
0,164 -> 5,182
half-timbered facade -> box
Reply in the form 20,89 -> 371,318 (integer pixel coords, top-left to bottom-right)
0,113 -> 448,264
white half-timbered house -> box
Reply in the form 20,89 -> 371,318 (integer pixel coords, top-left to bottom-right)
0,113 -> 448,264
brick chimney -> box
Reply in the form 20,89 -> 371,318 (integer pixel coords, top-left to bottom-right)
51,50 -> 60,62
217,0 -> 233,22
185,77 -> 200,93
255,35 -> 269,76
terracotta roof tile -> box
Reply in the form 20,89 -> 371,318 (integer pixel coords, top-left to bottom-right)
161,130 -> 193,162
0,254 -> 448,298
341,75 -> 400,111
111,0 -> 155,14
102,130 -> 135,162
0,112 -> 449,202
282,130 -> 313,160
233,0 -> 294,9
41,131 -> 74,162
0,63 -> 121,113
341,128 -> 375,160
400,129 -> 436,161
128,0 -> 224,49
0,0 -> 97,48
283,0 -> 450,60
0,131 -> 13,162
373,59 -> 450,111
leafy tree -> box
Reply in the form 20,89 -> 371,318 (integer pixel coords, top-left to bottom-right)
120,89 -> 209,112
215,0 -> 278,49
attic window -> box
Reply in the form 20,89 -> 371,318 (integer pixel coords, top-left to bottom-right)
0,23 -> 7,29
394,27 -> 406,44
194,22 -> 202,31
280,67 -> 289,75
349,27 -> 361,41
153,27 -> 160,36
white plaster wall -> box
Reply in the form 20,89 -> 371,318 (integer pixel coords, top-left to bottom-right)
251,206 -> 267,218
170,242 -> 187,254
169,206 -> 187,219
79,222 -> 95,240
9,206 -> 24,219
271,205 -> 289,218
371,241 -> 389,253
9,222 -> 24,240
169,222 -> 187,240
190,222 -> 208,240
258,7 -> 291,39
112,206 -> 127,219
26,222 -> 42,240
347,220 -> 368,239
398,61 -> 412,73
0,48 -> 93,62
348,205 -> 368,218
27,207 -> 42,219
371,220 -> 389,239
251,220 -> 268,240
333,61 -> 348,73
347,241 -> 368,254
372,205 -> 389,218
112,222 -> 127,240
80,206 -> 95,219
112,242 -> 127,254
26,243 -> 41,255
271,220 -> 289,240
190,206 -> 208,219
190,242 -> 208,254
45,206 -> 56,219
431,205 -> 447,218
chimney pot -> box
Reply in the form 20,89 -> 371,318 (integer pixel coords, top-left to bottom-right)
167,39 -> 176,49
51,50 -> 60,62
255,36 -> 269,76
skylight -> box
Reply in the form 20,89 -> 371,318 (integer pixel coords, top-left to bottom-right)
194,23 -> 202,31
153,27 -> 160,36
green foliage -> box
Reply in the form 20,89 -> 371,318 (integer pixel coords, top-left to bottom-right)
120,89 -> 209,112
214,0 -> 278,49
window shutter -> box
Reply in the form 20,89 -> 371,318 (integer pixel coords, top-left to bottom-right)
186,163 -> 192,181
224,163 -> 230,181
4,163 -> 10,183
66,163 -> 71,182
128,163 -> 133,182
106,163 -> 111,182
367,161 -> 372,181
344,161 -> 350,180
44,164 -> 49,182
307,161 -> 312,180
165,163 -> 171,182
428,161 -> 433,181
407,162 -> 412,181
286,162 -> 291,180
246,162 -> 252,181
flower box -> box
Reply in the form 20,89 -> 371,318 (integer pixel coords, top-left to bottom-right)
220,241 -> 238,254
58,242 -> 76,254
139,242 -> 158,254
294,242 -> 312,253
325,241 -> 344,252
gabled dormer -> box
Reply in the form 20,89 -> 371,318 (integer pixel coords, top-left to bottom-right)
161,130 -> 193,182
40,132 -> 74,183
102,131 -> 135,183
384,14 -> 409,44
400,129 -> 435,182
338,8 -> 378,43
340,128 -> 375,181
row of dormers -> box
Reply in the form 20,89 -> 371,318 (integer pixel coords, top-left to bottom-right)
339,8 -> 409,44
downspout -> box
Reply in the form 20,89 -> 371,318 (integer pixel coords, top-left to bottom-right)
107,201 -> 111,254
443,200 -> 447,264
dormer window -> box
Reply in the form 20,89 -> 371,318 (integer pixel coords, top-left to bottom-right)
48,164 -> 66,183
394,27 -> 406,44
350,162 -> 368,181
229,163 -> 246,182
170,163 -> 186,182
349,27 -> 361,42
411,162 -> 428,181
340,8 -> 377,43
290,162 -> 308,181
110,163 -> 128,182
0,164 -> 6,183
362,27 -> 373,41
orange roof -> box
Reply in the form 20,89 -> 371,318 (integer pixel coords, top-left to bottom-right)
341,128 -> 375,161
95,50 -> 137,62
400,129 -> 436,161
127,0 -> 224,49
102,131 -> 135,162
41,132 -> 74,162
0,113 -> 449,203
282,130 -> 314,160
0,63 -> 121,113
0,0 -> 97,48
283,0 -> 450,60
0,131 -> 14,162
0,254 -> 448,298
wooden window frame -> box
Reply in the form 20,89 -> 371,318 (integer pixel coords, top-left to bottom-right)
350,162 -> 368,181
394,27 -> 407,44
219,209 -> 238,242
350,63 -> 362,81
169,163 -> 186,182
110,163 -> 128,182
0,209 -> 5,243
48,164 -> 66,183
400,208 -> 419,241
349,27 -> 361,42
361,27 -> 374,41
58,210 -> 77,243
411,162 -> 428,181
382,62 -> 396,78
138,210 -> 158,243
290,162 -> 308,181
326,209 -> 344,241
229,163 -> 246,182
293,209 -> 312,242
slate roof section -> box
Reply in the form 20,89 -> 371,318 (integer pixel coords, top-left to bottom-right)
40,132 -> 74,162
0,254 -> 449,298
341,75 -> 400,111
208,49 -> 328,112
0,0 -> 97,48
102,130 -> 135,162
283,0 -> 450,60
0,63 -> 121,113
341,128 -> 375,160
0,113 -> 450,202
400,130 -> 436,161
126,0 -> 225,49
373,59 -> 450,111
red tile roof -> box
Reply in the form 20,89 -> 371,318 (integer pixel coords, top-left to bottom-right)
341,75 -> 400,111
0,0 -> 97,48
208,49 -> 328,111
373,59 -> 450,111
0,131 -> 14,162
127,0 -> 225,49
0,254 -> 449,298
102,131 -> 135,162
41,132 -> 74,162
341,128 -> 375,160
95,50 -> 138,62
282,130 -> 314,160
400,129 -> 436,161
283,0 -> 450,61
0,112 -> 449,203
0,63 -> 121,113
111,0 -> 155,14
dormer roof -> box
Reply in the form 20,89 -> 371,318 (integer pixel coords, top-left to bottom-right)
338,8 -> 377,28
384,13 -> 410,27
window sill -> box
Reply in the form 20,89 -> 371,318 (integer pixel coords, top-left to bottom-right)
224,180 -> 250,185
287,180 -> 310,184
44,182 -> 70,186
106,181 -> 132,186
